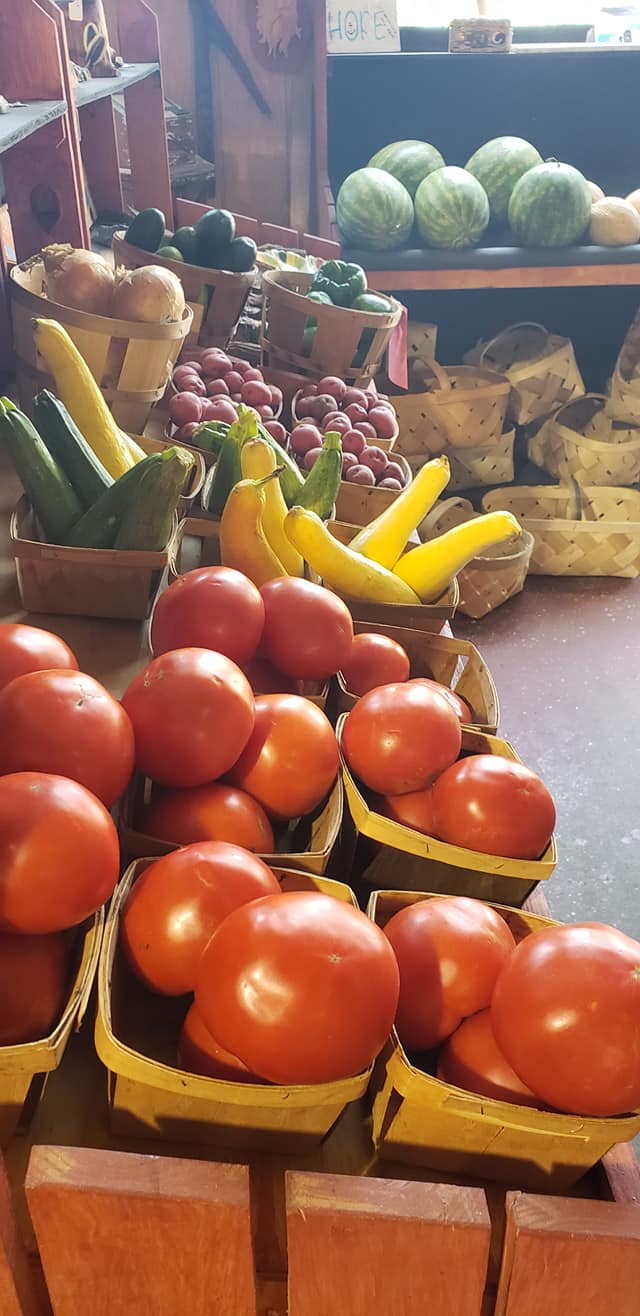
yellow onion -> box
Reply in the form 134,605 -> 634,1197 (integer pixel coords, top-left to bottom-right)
42,244 -> 115,316
112,265 -> 186,324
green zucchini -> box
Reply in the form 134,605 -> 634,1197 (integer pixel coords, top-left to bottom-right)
0,398 -> 83,542
66,453 -> 164,549
296,431 -> 342,520
115,448 -> 192,551
33,390 -> 113,509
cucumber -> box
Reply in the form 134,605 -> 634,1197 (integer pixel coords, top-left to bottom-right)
33,390 -> 113,509
125,208 -> 166,252
0,398 -> 83,542
296,431 -> 342,520
172,226 -> 198,263
191,421 -> 229,455
204,424 -> 245,516
256,422 -> 304,507
157,245 -> 184,262
66,453 -> 164,549
115,448 -> 191,551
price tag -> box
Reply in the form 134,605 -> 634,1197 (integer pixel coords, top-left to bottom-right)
327,3 -> 401,54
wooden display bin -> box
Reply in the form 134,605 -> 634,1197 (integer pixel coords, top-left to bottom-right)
0,911 -> 103,1144
366,890 -> 640,1191
336,623 -> 500,734
94,860 -> 370,1149
338,719 -> 557,907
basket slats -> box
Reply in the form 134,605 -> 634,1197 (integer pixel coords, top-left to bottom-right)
609,307 -> 640,422
420,497 -> 534,618
444,428 -> 516,492
465,321 -> 584,426
482,485 -> 640,578
529,394 -> 640,488
394,358 -> 510,460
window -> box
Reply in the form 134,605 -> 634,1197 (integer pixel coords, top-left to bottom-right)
397,1 -> 598,28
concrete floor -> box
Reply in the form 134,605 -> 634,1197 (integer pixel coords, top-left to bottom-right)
457,575 -> 640,940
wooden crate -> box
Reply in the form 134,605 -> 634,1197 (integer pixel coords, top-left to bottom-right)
0,912 -> 103,1145
367,889 -> 640,1192
338,719 -> 557,907
94,859 -> 371,1149
336,623 -> 500,734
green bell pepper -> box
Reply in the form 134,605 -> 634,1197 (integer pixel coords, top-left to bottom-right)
311,259 -> 367,308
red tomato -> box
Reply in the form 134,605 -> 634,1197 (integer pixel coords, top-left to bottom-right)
121,648 -> 255,788
437,1010 -> 540,1107
227,694 -> 339,820
384,896 -> 516,1051
377,786 -> 435,836
492,923 -> 640,1116
340,633 -> 410,696
411,678 -> 473,724
0,773 -> 120,933
140,783 -> 275,851
259,578 -> 353,681
242,657 -> 297,696
0,930 -> 69,1044
341,682 -> 461,796
431,755 -> 556,860
178,1005 -> 264,1083
0,624 -> 78,691
196,891 -> 400,1084
150,567 -> 265,666
121,841 -> 281,995
0,669 -> 134,808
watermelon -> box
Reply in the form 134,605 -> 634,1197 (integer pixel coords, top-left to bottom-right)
368,140 -> 445,199
414,167 -> 490,250
465,137 -> 542,224
336,168 -> 414,251
508,162 -> 592,247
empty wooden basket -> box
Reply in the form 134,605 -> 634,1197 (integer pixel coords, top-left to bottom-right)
529,394 -> 640,487
482,484 -> 640,577
608,308 -> 640,422
11,257 -> 193,433
394,358 -> 510,460
420,497 -> 534,619
113,233 -> 255,351
465,321 -> 584,425
443,428 -> 516,492
260,269 -> 402,385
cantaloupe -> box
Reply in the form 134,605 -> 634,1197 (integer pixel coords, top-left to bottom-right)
626,189 -> 640,216
590,198 -> 640,246
586,180 -> 605,203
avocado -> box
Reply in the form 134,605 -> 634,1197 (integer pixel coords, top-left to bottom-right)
125,207 -> 166,253
195,209 -> 236,264
227,235 -> 257,273
172,226 -> 198,263
157,245 -> 185,262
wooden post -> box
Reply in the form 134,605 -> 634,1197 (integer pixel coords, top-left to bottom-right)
495,1191 -> 640,1316
78,100 -> 124,216
0,1153 -> 47,1316
25,1146 -> 257,1316
286,1171 -> 491,1316
114,0 -> 174,223
36,0 -> 92,250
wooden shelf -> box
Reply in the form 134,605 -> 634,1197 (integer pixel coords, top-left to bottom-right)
73,61 -> 160,108
342,248 -> 640,293
0,99 -> 67,155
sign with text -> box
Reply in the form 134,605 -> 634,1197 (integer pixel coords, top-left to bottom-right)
327,4 -> 401,54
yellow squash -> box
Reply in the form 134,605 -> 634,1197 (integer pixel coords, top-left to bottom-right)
350,455 -> 451,569
240,437 -> 304,576
393,510 -> 522,602
33,318 -> 142,478
285,507 -> 420,606
220,472 -> 287,587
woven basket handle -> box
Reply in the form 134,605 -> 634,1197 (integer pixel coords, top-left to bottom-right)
412,356 -> 453,394
420,495 -> 474,539
479,321 -> 550,365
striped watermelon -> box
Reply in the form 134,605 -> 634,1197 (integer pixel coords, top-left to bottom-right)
508,162 -> 591,247
415,167 -> 490,249
368,140 -> 445,199
336,168 -> 414,251
465,137 -> 542,223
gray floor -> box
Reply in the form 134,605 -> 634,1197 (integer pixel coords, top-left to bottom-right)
457,575 -> 640,940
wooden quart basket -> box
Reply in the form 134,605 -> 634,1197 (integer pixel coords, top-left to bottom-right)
608,306 -> 640,422
338,718 -> 556,906
260,269 -> 402,386
95,860 -> 370,1148
336,622 -> 499,733
0,911 -> 103,1144
393,357 -> 510,460
433,428 -> 516,493
420,498 -> 534,620
529,395 -> 640,488
10,498 -> 175,621
113,233 -> 255,351
367,891 -> 640,1191
329,521 -> 459,633
10,258 -> 193,433
465,321 -> 584,426
482,484 -> 640,578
